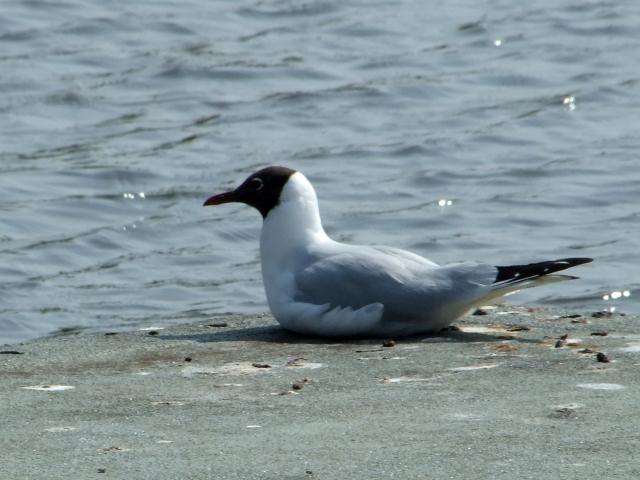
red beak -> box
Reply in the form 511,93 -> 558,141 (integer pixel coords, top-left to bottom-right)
203,191 -> 240,206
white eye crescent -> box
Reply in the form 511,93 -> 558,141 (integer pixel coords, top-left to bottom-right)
250,177 -> 264,191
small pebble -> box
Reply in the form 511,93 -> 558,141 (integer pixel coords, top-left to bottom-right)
560,314 -> 582,319
382,339 -> 396,348
578,348 -> 595,354
184,357 -> 192,362
97,468 -> 106,474
251,362 -> 271,369
285,357 -> 306,367
274,390 -> 295,396
292,383 -> 304,390
592,311 -> 613,318
473,308 -> 488,316
491,344 -> 518,353
0,350 -> 23,354
147,331 -> 159,336
97,446 -> 129,453
559,334 -> 569,340
555,340 -> 566,348
104,332 -> 118,336
506,325 -> 530,332
596,352 -> 610,363
440,325 -> 461,332
590,331 -> 608,336
553,407 -> 576,418
208,322 -> 228,328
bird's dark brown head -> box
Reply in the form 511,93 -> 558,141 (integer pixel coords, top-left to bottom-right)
203,166 -> 296,218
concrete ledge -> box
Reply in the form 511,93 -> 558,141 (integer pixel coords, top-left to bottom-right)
2,306 -> 638,479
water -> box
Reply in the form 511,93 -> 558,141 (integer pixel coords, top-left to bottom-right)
1,0 -> 639,345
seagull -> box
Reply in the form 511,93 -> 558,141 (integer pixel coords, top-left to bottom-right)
204,166 -> 592,337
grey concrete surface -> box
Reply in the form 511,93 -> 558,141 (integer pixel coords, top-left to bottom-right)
1,307 -> 639,480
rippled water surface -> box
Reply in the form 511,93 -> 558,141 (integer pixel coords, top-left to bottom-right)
2,0 -> 639,344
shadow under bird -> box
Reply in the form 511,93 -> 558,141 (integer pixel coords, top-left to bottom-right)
204,166 -> 592,337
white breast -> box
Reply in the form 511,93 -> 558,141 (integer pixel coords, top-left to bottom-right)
257,172 -> 386,335
259,173 -> 328,310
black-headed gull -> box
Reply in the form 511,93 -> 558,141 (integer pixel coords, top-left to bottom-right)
204,166 -> 592,337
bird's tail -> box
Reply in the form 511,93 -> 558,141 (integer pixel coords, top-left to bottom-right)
490,257 -> 593,296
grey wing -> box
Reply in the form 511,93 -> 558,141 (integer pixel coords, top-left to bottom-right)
294,247 -> 438,313
294,248 -> 498,322
369,245 -> 439,268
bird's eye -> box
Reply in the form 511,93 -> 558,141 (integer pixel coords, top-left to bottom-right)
250,177 -> 264,191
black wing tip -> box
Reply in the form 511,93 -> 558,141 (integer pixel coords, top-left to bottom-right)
558,257 -> 593,266
495,257 -> 593,285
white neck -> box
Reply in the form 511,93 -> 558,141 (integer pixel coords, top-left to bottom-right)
259,172 -> 329,266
